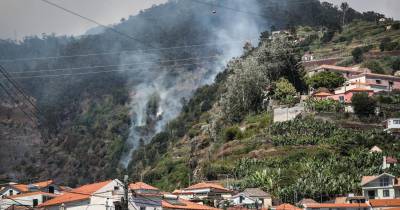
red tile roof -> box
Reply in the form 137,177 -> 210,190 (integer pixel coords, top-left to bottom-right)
6,191 -> 58,199
129,182 -> 159,191
313,92 -> 333,97
306,203 -> 369,208
162,198 -> 220,210
369,199 -> 400,207
39,180 -> 112,207
346,87 -> 373,92
276,203 -> 302,210
386,156 -> 398,164
10,180 -> 54,192
185,182 -> 230,192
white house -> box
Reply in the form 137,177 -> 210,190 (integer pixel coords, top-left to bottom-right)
128,182 -> 162,210
361,173 -> 400,199
0,180 -> 61,198
0,191 -> 58,210
173,182 -> 233,206
384,118 -> 400,132
39,179 -> 124,210
382,156 -> 398,169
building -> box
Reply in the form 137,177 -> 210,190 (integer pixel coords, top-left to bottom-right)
39,179 -> 124,210
302,52 -> 314,61
241,188 -> 271,208
307,65 -> 369,79
297,198 -> 317,207
0,191 -> 58,210
129,182 -> 162,210
383,156 -> 398,170
370,146 -> 383,153
369,198 -> 400,210
329,88 -> 374,103
347,73 -> 400,92
361,173 -> 400,199
0,180 -> 60,198
303,202 -> 370,210
384,118 -> 400,133
276,203 -> 302,210
162,195 -> 220,210
173,182 -> 233,205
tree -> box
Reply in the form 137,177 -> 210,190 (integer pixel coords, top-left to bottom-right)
352,47 -> 363,63
392,57 -> 400,71
273,78 -> 297,105
340,2 -> 349,26
351,93 -> 377,118
380,37 -> 392,52
361,60 -> 384,74
306,71 -> 346,90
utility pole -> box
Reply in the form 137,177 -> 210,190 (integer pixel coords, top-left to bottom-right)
123,175 -> 129,210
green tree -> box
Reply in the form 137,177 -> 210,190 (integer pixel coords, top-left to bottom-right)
273,78 -> 297,105
392,57 -> 400,71
306,71 -> 346,90
351,93 -> 377,118
380,37 -> 392,51
352,47 -> 364,63
361,60 -> 384,74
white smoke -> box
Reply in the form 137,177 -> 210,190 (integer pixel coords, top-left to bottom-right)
119,0 -> 267,167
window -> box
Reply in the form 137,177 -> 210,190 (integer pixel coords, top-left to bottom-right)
376,80 -> 382,84
383,190 -> 390,197
339,96 -> 345,102
48,186 -> 55,194
393,120 -> 400,125
33,199 -> 39,207
140,207 -> 146,210
380,177 -> 390,186
9,190 -> 13,196
114,186 -> 119,191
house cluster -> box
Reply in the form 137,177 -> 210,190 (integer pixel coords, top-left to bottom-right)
308,65 -> 400,103
3,165 -> 400,210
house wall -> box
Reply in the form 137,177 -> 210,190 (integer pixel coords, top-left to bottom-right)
0,187 -> 21,198
231,195 -> 255,205
45,200 -> 91,210
387,119 -> 400,129
362,175 -> 398,199
305,207 -> 370,210
0,194 -> 49,210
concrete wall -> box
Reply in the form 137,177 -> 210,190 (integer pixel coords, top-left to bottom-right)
273,105 -> 304,123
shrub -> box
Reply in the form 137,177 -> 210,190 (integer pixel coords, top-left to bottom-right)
306,71 -> 346,90
392,22 -> 400,30
273,78 -> 297,105
223,126 -> 243,141
336,57 -> 353,67
380,37 -> 392,51
305,98 -> 343,113
351,93 -> 377,118
392,57 -> 400,71
361,60 -> 384,74
352,47 -> 364,63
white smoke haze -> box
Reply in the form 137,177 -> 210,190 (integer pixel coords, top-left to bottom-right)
119,0 -> 268,167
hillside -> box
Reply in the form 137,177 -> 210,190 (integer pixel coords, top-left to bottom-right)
129,20 -> 400,204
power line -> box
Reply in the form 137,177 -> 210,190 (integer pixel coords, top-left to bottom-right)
0,39 -> 258,63
39,0 -> 155,48
0,81 -> 37,124
0,65 -> 42,115
9,55 -> 221,74
0,49 -> 309,80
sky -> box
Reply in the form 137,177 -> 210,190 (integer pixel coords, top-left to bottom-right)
0,0 -> 399,40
